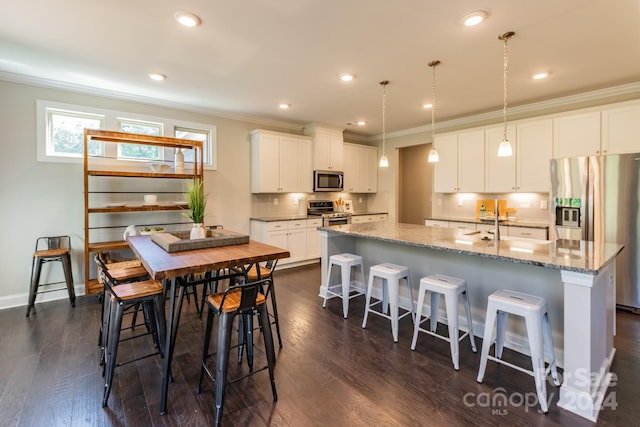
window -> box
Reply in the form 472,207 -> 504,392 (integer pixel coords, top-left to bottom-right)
37,100 -> 218,169
118,118 -> 163,160
46,108 -> 104,157
175,126 -> 211,166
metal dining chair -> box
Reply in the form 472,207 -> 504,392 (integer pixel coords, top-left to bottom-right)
197,278 -> 277,426
26,235 -> 76,316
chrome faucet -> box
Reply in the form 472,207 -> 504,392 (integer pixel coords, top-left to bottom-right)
494,199 -> 500,241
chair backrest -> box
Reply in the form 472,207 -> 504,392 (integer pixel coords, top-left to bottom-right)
35,235 -> 70,252
216,278 -> 271,314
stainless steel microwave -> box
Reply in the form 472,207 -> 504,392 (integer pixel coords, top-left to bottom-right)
314,170 -> 344,192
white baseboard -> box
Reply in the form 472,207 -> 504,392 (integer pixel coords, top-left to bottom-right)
0,285 -> 85,311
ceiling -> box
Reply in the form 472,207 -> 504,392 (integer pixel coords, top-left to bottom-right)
1,0 -> 639,138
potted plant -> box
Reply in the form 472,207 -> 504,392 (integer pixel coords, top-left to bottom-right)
183,178 -> 208,239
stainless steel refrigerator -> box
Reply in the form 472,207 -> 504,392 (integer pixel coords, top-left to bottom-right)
550,154 -> 640,312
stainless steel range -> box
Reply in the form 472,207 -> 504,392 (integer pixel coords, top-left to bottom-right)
307,200 -> 352,226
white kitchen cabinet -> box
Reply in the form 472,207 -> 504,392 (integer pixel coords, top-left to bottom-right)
601,101 -> 640,155
477,222 -> 509,236
433,130 -> 484,193
458,130 -> 485,192
425,219 -> 448,228
553,111 -> 601,158
304,124 -> 344,171
448,221 -> 476,232
343,143 -> 378,193
485,119 -> 552,193
251,219 -> 308,265
250,130 -> 312,193
516,119 -> 553,192
485,125 -> 517,193
306,218 -> 323,259
352,213 -> 387,224
343,143 -> 358,192
508,226 -> 548,240
250,218 -> 324,265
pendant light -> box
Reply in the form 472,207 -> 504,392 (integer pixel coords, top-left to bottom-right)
379,80 -> 390,168
497,31 -> 515,157
427,60 -> 441,163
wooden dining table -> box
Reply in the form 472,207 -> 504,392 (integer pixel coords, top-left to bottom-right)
127,234 -> 290,415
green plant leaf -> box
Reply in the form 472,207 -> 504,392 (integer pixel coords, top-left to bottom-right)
182,178 -> 207,224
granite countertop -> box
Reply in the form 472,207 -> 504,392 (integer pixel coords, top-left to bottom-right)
251,211 -> 388,222
426,216 -> 549,229
351,211 -> 388,216
319,222 -> 622,275
250,215 -> 313,222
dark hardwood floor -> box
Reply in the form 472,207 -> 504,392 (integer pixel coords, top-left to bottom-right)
1,263 -> 638,426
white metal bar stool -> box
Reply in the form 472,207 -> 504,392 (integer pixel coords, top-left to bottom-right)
362,263 -> 415,342
322,253 -> 366,318
476,289 -> 560,413
410,274 -> 477,370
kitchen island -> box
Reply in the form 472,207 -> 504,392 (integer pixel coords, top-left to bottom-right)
319,222 -> 623,422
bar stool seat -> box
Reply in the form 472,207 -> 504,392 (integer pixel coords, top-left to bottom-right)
26,235 -> 76,317
476,289 -> 560,413
322,253 -> 366,318
410,274 -> 476,370
362,263 -> 414,342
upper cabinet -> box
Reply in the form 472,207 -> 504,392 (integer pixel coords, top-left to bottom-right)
434,130 -> 484,193
516,119 -> 553,192
343,143 -> 377,193
601,101 -> 640,155
485,119 -> 552,193
250,129 -> 312,193
304,124 -> 344,171
553,100 -> 640,158
553,111 -> 601,158
485,125 -> 516,193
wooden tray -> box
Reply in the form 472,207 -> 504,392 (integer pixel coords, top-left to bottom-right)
151,229 -> 249,253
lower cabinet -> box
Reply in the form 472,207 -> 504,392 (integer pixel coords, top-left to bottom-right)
351,214 -> 388,224
424,219 -> 448,228
426,219 -> 547,240
306,218 -> 322,259
448,221 -> 476,232
250,218 -> 322,265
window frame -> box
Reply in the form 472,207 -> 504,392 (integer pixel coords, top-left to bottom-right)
36,100 -> 218,170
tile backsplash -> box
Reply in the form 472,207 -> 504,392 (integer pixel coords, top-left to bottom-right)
433,193 -> 550,223
251,193 -> 372,217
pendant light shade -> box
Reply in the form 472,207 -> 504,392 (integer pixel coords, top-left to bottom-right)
498,140 -> 513,157
427,60 -> 440,163
379,80 -> 390,168
498,31 -> 515,157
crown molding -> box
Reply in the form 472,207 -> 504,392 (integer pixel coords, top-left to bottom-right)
368,81 -> 640,142
0,70 -> 306,132
3,70 -> 639,141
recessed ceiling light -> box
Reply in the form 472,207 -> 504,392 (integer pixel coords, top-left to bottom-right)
174,12 -> 201,27
423,103 -> 433,109
462,10 -> 488,26
356,120 -> 366,126
278,103 -> 290,110
533,72 -> 549,80
148,73 -> 166,81
339,73 -> 355,82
